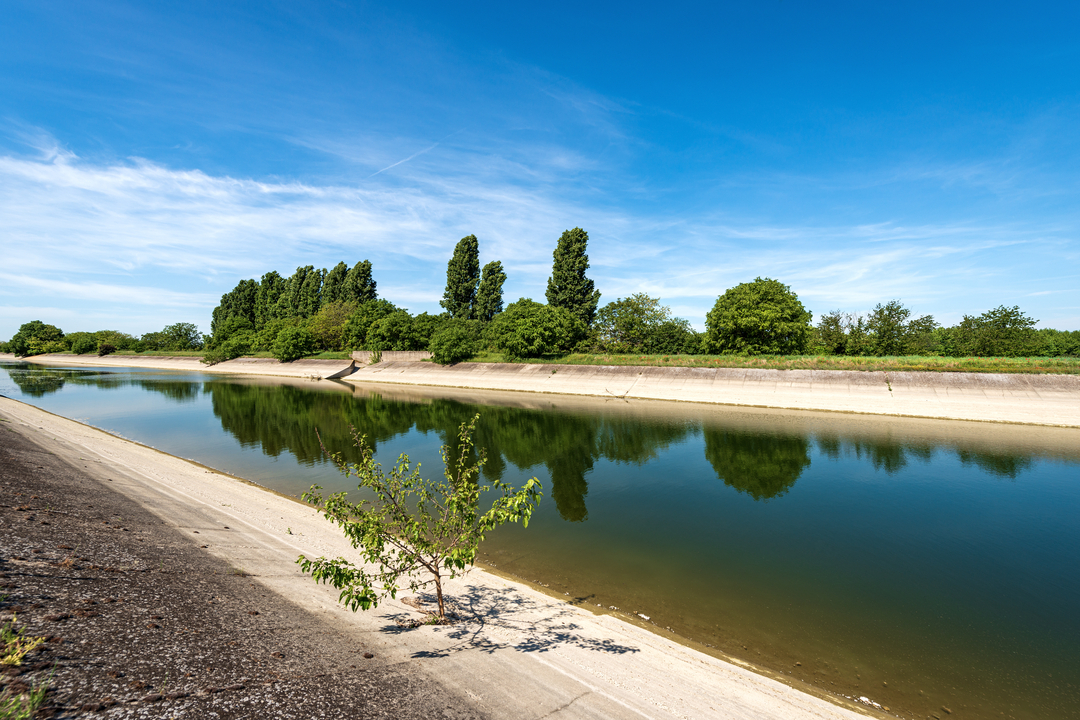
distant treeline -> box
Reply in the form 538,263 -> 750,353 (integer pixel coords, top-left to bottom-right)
3,229 -> 1078,361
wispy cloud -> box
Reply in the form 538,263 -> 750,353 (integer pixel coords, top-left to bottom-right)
1,132 -> 1077,336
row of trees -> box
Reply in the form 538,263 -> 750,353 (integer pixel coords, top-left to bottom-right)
4,229 -> 1078,361
3,320 -> 203,357
702,277 -> 1079,358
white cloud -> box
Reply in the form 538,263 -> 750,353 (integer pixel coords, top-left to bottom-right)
1,134 -> 1077,338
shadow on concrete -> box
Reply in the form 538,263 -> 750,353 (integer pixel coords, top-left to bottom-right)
381,584 -> 640,659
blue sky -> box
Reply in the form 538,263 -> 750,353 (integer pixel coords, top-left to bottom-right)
2,0 -> 1079,339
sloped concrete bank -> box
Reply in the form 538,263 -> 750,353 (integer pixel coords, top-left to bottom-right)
7,353 -> 358,379
0,397 -> 875,720
6,353 -> 1079,427
345,361 -> 1080,427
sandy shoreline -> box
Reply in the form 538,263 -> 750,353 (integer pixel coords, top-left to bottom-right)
9,352 -> 1080,427
0,395 -> 879,719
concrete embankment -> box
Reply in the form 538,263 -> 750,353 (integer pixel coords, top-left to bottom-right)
0,396 -> 874,720
7,353 -> 1079,427
345,361 -> 1080,427
7,352 -> 358,379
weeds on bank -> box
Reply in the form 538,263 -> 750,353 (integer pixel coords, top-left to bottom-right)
1,615 -> 44,667
0,678 -> 48,720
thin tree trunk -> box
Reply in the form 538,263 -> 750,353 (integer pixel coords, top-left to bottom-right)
434,574 -> 445,618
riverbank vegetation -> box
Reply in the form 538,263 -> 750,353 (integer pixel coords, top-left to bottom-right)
4,227 -> 1079,372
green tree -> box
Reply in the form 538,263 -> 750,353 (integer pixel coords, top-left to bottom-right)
475,260 -> 507,322
210,279 -> 258,338
161,322 -> 203,350
343,260 -> 377,304
546,227 -> 600,326
255,271 -> 287,328
9,321 -> 65,357
368,311 -> 429,351
594,293 -> 670,352
954,305 -> 1038,357
297,415 -> 543,619
866,300 -> 911,356
485,298 -> 586,359
343,300 -> 398,349
307,301 -> 357,351
430,322 -> 480,365
704,278 -> 811,355
814,310 -> 848,355
322,261 -> 349,307
273,325 -> 315,362
298,268 -> 326,318
441,235 -> 480,319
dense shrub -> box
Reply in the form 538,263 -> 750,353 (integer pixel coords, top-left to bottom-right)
307,301 -> 357,351
343,300 -> 398,349
430,323 -> 479,365
273,325 -> 315,362
705,278 -> 811,355
97,343 -> 117,356
485,298 -> 585,359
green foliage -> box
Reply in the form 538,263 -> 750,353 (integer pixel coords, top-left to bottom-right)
142,322 -> 203,352
475,260 -> 507,322
273,325 -> 315,362
430,322 -> 480,365
705,278 -> 811,355
255,271 -> 287,326
97,343 -> 117,356
441,235 -> 481,319
255,316 -> 296,352
297,415 -> 543,618
485,298 -> 586,359
952,305 -> 1039,357
343,299 -> 398,349
592,293 -> 699,354
368,311 -> 429,351
8,320 -> 64,357
322,261 -> 349,306
298,267 -> 326,318
343,260 -> 378,304
307,301 -> 358,351
546,227 -> 600,326
211,279 -> 258,338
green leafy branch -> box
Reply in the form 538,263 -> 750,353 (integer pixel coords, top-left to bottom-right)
297,413 -> 542,619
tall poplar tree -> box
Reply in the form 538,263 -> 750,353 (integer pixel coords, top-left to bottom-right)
441,234 -> 480,319
344,260 -> 377,304
546,227 -> 600,326
298,268 -> 326,318
255,271 -> 286,328
322,261 -> 349,306
475,260 -> 507,322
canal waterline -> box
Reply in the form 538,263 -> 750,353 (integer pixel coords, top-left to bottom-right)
2,361 -> 1078,719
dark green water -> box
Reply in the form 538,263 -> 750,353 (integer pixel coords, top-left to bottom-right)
2,362 -> 1078,719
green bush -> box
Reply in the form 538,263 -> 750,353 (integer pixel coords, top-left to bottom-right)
200,333 -> 254,366
705,278 -> 811,355
273,325 -> 315,362
8,320 -> 64,357
485,298 -> 585,359
97,343 -> 117,356
67,332 -> 96,354
430,323 -> 479,365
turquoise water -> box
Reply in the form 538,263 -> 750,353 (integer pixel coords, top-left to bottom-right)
2,362 -> 1078,719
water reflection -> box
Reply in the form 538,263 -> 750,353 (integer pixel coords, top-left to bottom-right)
5,363 -> 202,402
205,381 -> 696,521
4,364 -> 1043,513
704,429 -> 811,500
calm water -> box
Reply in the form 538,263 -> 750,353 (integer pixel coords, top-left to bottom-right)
3,362 -> 1078,719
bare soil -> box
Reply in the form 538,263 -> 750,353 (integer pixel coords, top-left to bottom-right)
0,422 -> 484,719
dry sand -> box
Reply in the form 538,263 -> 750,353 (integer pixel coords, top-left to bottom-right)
0,396 -> 881,720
